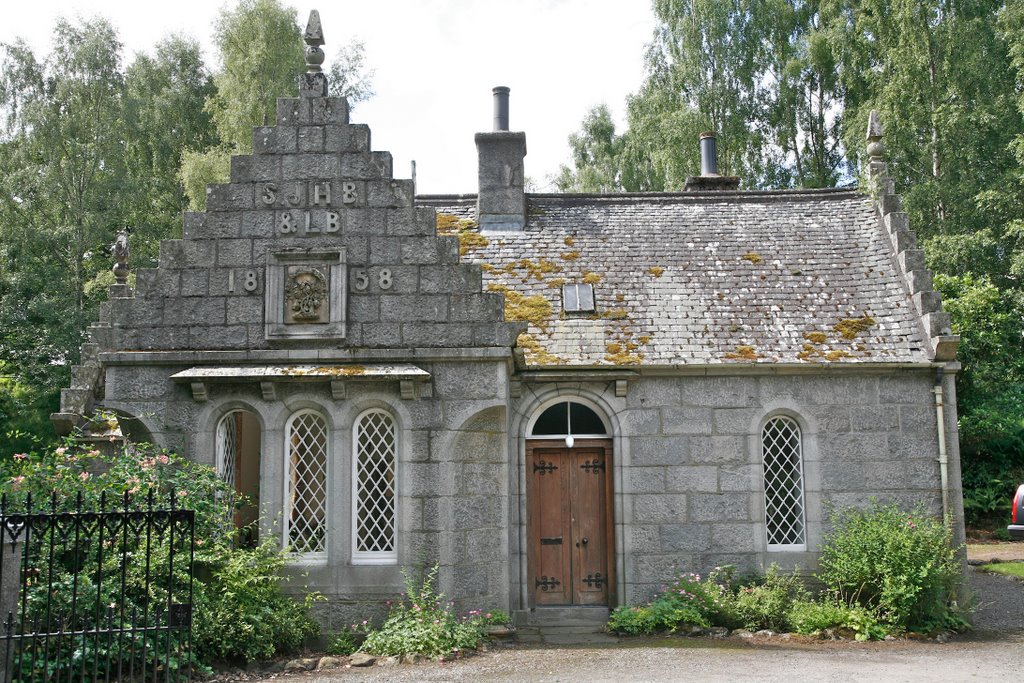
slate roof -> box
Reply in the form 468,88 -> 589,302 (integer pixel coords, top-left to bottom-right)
418,189 -> 932,368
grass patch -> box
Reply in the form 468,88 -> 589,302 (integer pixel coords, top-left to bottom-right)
982,562 -> 1024,579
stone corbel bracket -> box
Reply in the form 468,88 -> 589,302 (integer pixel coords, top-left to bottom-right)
866,111 -> 958,362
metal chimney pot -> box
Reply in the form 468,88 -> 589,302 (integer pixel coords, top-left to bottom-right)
493,86 -> 510,132
700,132 -> 718,176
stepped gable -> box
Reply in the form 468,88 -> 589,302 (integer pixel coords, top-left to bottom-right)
91,46 -> 519,356
419,184 -> 945,368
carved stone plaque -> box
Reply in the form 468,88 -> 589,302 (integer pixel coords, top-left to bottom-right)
265,249 -> 346,340
284,266 -> 328,324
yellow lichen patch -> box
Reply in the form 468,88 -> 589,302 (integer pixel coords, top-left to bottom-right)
638,335 -> 652,345
582,271 -> 602,285
480,263 -> 497,273
833,315 -> 876,340
601,308 -> 629,320
804,331 -> 827,344
615,293 -> 625,302
458,231 -> 489,255
561,250 -> 580,261
548,277 -> 567,288
564,236 -> 576,247
741,251 -> 763,265
648,266 -> 665,278
606,343 -> 622,355
825,350 -> 852,361
435,213 -> 460,233
518,258 -> 560,281
502,290 -> 554,331
796,344 -> 823,361
516,333 -> 565,365
435,212 -> 488,256
724,345 -> 762,361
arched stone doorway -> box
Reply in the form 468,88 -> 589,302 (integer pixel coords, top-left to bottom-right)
525,400 -> 614,607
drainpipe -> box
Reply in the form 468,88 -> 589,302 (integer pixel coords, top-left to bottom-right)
933,370 -> 950,521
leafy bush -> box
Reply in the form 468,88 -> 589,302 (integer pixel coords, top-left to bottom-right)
608,568 -> 738,634
361,563 -> 494,659
328,621 -> 372,656
817,502 -> 964,631
786,599 -> 888,640
729,564 -> 808,632
193,539 -> 321,663
0,440 -> 320,672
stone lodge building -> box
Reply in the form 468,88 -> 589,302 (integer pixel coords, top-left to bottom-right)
54,13 -> 964,628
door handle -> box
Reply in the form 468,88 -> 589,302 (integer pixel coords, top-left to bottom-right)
576,537 -> 589,548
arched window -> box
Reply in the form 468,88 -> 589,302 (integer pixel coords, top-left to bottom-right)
285,410 -> 328,554
215,410 -> 262,545
762,416 -> 807,550
353,409 -> 397,564
529,400 -> 608,438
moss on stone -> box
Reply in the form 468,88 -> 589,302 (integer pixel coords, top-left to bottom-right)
724,345 -> 762,361
741,251 -> 763,264
516,333 -> 564,365
648,266 -> 665,278
833,315 -> 876,340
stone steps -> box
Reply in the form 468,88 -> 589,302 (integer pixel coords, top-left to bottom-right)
514,607 -> 615,644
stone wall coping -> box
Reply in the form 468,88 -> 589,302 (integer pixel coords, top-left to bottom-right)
170,364 -> 430,382
98,347 -> 513,365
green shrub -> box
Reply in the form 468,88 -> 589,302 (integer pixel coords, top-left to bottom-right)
328,622 -> 371,656
360,563 -> 488,658
193,538 -> 321,663
817,502 -> 964,631
787,599 -> 888,640
607,568 -> 742,634
730,564 -> 808,632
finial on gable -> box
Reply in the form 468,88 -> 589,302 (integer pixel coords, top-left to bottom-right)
304,10 -> 325,72
300,10 -> 328,96
866,109 -> 885,162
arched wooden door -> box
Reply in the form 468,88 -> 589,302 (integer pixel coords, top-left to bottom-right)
526,438 -> 614,606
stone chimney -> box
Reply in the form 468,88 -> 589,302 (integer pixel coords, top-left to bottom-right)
683,132 -> 740,191
476,86 -> 527,231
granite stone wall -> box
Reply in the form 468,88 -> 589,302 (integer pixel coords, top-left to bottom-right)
511,368 -> 955,606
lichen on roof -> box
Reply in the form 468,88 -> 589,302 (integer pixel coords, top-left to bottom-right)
416,189 -> 930,367
436,212 -> 488,256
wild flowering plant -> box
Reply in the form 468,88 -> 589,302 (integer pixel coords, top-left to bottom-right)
360,563 -> 503,658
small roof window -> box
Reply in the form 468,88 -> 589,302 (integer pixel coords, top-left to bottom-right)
562,283 -> 595,313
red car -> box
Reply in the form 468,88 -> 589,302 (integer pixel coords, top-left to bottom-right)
1010,484 -> 1024,540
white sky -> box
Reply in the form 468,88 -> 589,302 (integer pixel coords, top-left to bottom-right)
0,1 -> 655,194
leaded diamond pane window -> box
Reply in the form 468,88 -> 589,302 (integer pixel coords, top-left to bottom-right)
215,413 -> 238,492
286,411 -> 328,554
762,416 -> 807,549
353,410 -> 396,563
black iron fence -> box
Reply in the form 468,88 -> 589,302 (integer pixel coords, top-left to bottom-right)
0,491 -> 194,682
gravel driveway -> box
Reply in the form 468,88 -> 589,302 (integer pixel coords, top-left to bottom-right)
272,564 -> 1024,683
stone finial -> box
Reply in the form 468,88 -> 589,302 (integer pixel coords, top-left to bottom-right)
300,10 -> 328,96
866,110 -> 885,162
112,229 -> 130,285
304,10 -> 325,72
